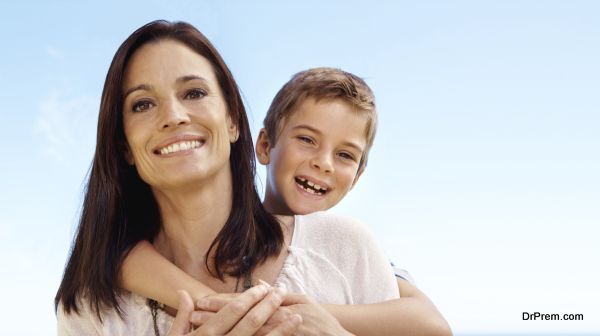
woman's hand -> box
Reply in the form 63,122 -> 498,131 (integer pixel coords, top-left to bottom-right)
168,287 -> 302,336
193,290 -> 353,336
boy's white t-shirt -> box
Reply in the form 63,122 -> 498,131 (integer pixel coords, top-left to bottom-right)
57,211 -> 399,335
275,211 -> 399,304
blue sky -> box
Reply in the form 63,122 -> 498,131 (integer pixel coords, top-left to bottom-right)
1,1 -> 599,335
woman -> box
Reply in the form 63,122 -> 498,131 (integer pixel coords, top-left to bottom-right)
55,20 -> 310,335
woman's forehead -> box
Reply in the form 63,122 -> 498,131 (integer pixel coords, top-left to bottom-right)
123,39 -> 218,92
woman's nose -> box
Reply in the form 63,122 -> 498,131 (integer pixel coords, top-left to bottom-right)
160,100 -> 191,129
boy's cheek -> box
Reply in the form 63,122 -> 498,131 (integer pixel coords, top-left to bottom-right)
350,168 -> 365,188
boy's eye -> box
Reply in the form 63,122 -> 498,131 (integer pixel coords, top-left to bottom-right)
297,136 -> 315,145
132,100 -> 154,112
338,151 -> 357,161
184,88 -> 207,100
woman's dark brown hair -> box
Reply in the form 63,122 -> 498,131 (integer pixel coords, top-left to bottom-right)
55,20 -> 283,319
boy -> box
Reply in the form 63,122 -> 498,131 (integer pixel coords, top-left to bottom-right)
121,68 -> 448,335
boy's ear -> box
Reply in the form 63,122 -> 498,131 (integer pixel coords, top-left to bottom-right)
351,167 -> 365,189
255,128 -> 272,165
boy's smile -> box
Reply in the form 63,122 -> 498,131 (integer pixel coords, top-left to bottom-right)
294,176 -> 329,196
257,97 -> 367,215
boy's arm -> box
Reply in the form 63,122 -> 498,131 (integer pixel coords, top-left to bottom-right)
120,240 -> 216,308
324,278 -> 452,336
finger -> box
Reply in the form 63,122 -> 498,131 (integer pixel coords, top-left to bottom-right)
255,324 -> 274,336
255,308 -> 291,336
265,314 -> 302,336
167,290 -> 194,336
227,286 -> 287,336
196,293 -> 239,312
189,310 -> 215,326
198,284 -> 270,334
265,307 -> 291,327
280,292 -> 309,306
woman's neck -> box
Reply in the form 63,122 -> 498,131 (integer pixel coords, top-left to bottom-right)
151,168 -> 233,279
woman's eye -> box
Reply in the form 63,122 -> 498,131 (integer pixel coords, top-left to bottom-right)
184,88 -> 206,100
297,136 -> 315,144
132,100 -> 154,112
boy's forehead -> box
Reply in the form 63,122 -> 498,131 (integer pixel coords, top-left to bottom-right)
276,97 -> 370,144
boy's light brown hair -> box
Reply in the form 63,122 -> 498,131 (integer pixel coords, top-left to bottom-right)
263,67 -> 377,169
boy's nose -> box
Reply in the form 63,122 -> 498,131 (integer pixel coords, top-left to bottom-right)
310,153 -> 334,174
160,99 -> 191,129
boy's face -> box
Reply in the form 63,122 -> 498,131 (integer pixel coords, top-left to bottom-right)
257,97 -> 368,215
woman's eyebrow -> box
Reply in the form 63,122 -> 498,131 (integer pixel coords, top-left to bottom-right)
124,84 -> 152,99
177,74 -> 208,84
123,75 -> 208,99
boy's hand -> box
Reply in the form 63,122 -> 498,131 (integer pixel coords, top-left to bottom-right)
255,294 -> 353,336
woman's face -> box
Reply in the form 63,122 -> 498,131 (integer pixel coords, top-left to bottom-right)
121,39 -> 238,191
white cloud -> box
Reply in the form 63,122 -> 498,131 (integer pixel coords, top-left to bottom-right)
34,91 -> 98,164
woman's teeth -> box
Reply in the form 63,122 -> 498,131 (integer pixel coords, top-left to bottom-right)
159,140 -> 202,155
296,177 -> 327,195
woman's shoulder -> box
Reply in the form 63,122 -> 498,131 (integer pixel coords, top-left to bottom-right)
56,292 -> 165,336
57,297 -> 104,335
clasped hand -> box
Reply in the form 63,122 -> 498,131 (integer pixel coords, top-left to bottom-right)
167,285 -> 352,336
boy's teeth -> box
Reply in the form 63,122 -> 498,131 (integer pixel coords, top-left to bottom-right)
295,177 -> 327,195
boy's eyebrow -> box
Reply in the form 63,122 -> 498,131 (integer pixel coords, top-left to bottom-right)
123,75 -> 208,99
291,124 -> 365,152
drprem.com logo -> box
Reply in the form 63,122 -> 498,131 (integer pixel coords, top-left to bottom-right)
522,312 -> 584,321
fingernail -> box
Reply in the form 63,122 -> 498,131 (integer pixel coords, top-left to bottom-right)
258,279 -> 271,287
190,311 -> 204,323
256,284 -> 269,295
273,286 -> 287,298
290,313 -> 302,325
196,299 -> 209,309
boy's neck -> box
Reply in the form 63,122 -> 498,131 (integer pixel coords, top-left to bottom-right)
263,190 -> 295,216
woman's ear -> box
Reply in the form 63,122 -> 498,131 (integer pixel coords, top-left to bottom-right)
255,128 -> 272,165
122,142 -> 135,165
227,116 -> 239,143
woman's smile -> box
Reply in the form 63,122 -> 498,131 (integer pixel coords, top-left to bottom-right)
153,134 -> 206,156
